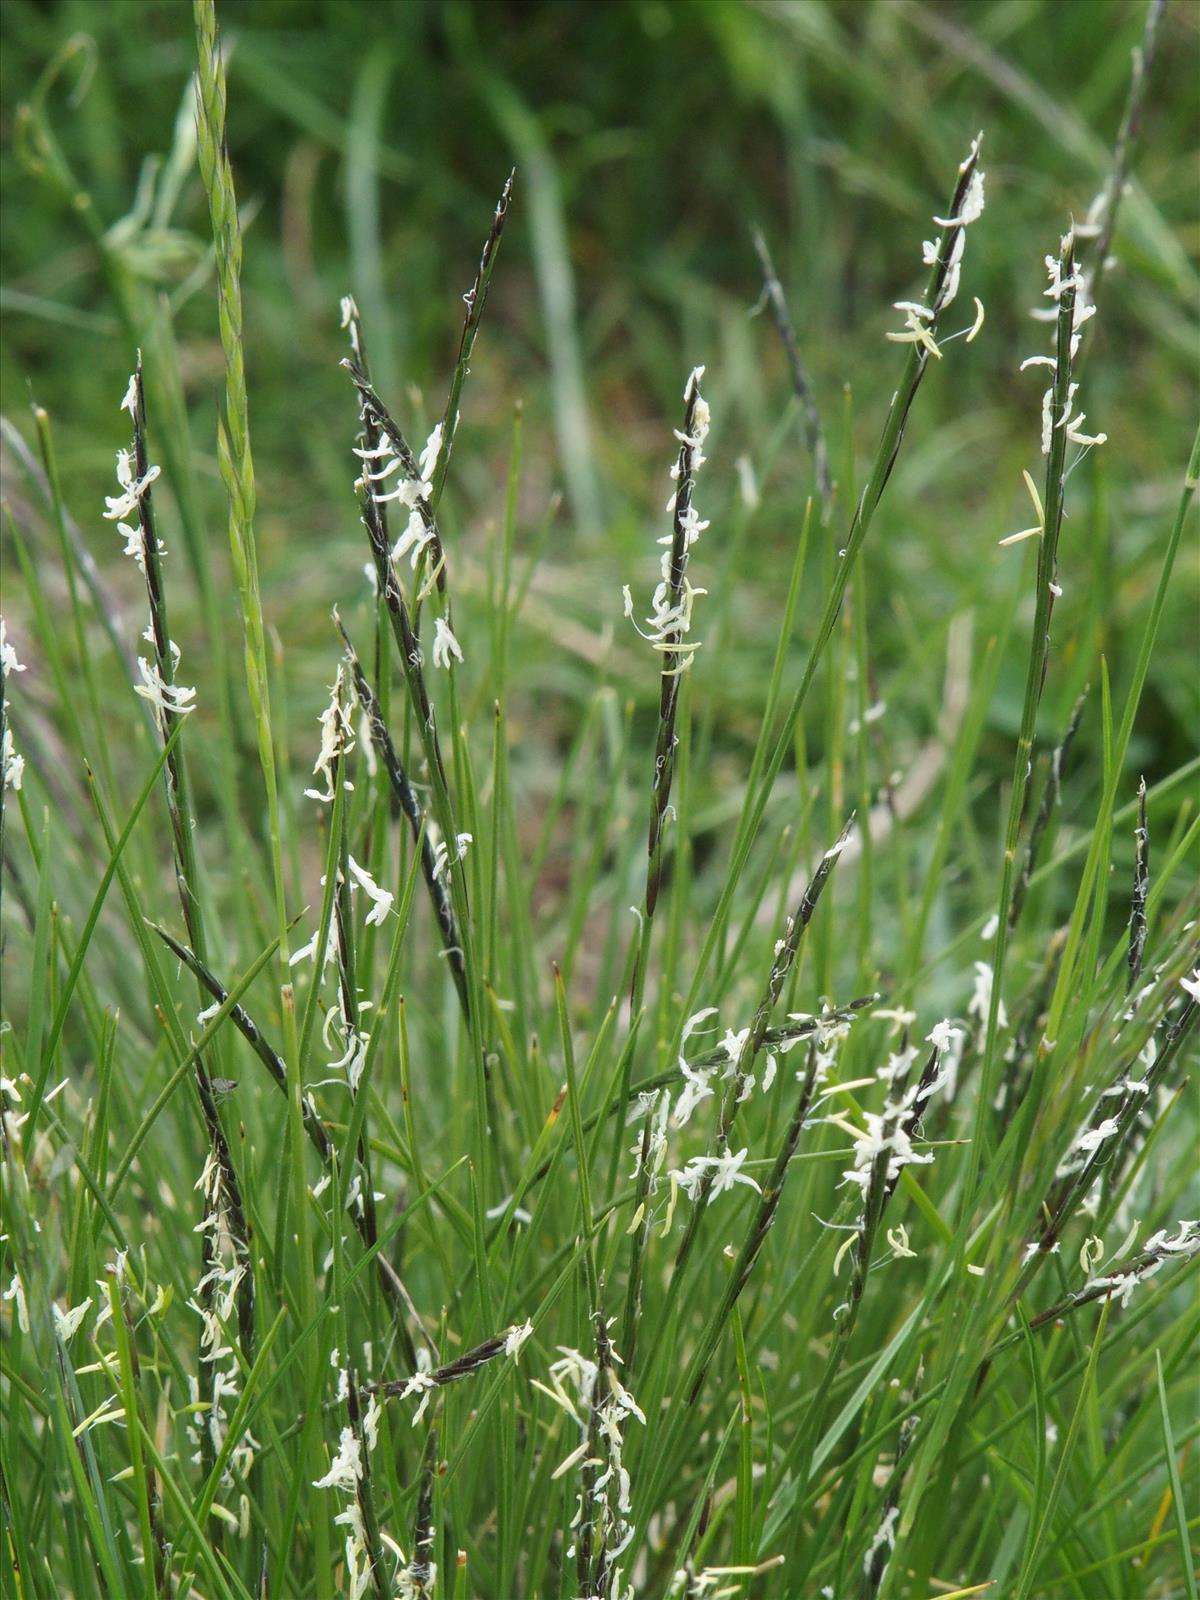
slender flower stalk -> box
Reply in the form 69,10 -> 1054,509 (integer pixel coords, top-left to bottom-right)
752,228 -> 833,520
622,366 -> 712,998
969,228 -> 1101,1212
1071,0 -> 1166,329
629,365 -> 711,919
113,358 -> 255,1498
1127,777 -> 1149,992
192,0 -> 290,968
346,379 -> 464,905
1033,975 -> 1196,1255
0,617 -> 27,934
1008,690 -> 1087,933
674,819 -> 852,1254
609,364 -> 712,1222
342,310 -> 493,1201
681,1035 -> 826,1404
631,820 -> 852,1399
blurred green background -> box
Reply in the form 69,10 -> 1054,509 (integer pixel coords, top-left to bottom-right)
2,0 -> 1197,887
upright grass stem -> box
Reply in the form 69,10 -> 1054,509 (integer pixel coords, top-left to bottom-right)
636,819 -> 850,1399
968,233 -> 1078,1215
1127,777 -> 1149,992
1076,0 -> 1166,327
752,228 -> 833,521
192,5 -> 325,1580
192,1 -> 288,970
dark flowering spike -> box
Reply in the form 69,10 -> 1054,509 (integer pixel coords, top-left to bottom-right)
1010,689 -> 1087,932
1128,777 -> 1149,993
684,1037 -> 826,1405
369,1330 -> 512,1399
343,355 -> 447,592
670,817 -> 854,1283
1033,969 -> 1198,1261
336,615 -> 470,1022
752,227 -> 833,518
427,170 -> 516,511
640,366 -> 711,926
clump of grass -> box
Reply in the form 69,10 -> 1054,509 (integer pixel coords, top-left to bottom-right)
2,3 -> 1197,1598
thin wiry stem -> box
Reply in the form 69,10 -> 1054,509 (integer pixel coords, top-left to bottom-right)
150,922 -> 330,1162
969,229 -> 1079,1214
638,819 -> 852,1389
1077,0 -> 1166,321
1128,777 -> 1149,993
682,1037 -> 825,1404
1008,688 -> 1087,933
345,332 -> 494,1202
752,227 -> 833,520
